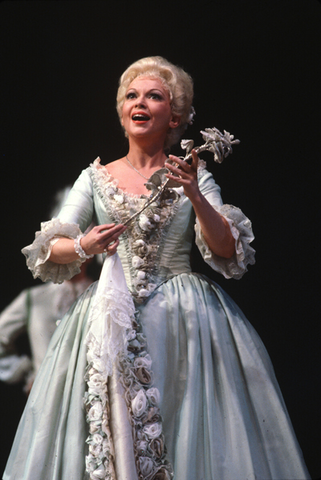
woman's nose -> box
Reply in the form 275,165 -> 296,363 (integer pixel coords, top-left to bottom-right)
135,96 -> 146,108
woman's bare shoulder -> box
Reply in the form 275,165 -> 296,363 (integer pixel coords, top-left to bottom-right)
104,158 -> 124,172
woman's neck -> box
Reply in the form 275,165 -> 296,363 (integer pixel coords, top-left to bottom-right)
126,141 -> 167,169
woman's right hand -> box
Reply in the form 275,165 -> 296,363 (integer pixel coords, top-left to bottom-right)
81,223 -> 127,256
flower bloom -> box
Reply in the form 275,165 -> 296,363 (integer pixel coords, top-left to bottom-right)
132,256 -> 144,269
131,389 -> 148,417
139,456 -> 154,476
135,366 -> 152,385
153,467 -> 172,480
87,373 -> 106,396
146,387 -> 160,405
113,194 -> 124,204
91,462 -> 106,479
149,437 -> 164,459
137,270 -> 146,280
134,354 -> 152,370
88,401 -> 103,422
138,214 -> 152,231
143,422 -> 162,439
92,433 -> 103,445
136,439 -> 148,454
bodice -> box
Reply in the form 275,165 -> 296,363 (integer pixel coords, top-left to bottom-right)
89,159 -> 194,303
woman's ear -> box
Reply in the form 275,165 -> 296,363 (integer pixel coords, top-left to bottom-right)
169,114 -> 181,129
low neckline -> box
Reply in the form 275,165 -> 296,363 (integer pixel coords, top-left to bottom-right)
92,158 -> 150,200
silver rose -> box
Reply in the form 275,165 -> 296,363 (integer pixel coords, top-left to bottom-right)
186,126 -> 240,164
124,126 -> 239,226
180,139 -> 194,154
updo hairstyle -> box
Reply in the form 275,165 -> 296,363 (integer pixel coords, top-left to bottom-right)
116,56 -> 194,150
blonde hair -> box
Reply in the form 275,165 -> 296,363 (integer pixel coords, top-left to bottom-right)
116,56 -> 194,150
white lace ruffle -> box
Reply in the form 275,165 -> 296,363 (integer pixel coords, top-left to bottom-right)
84,253 -> 135,480
85,253 -> 135,378
21,218 -> 84,284
195,204 -> 255,279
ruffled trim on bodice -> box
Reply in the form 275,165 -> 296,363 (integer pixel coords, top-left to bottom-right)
21,218 -> 84,284
195,204 -> 255,279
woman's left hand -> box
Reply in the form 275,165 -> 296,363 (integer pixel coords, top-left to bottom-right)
165,149 -> 200,201
166,148 -> 235,258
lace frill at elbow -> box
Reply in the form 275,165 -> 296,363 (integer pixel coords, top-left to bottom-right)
21,218 -> 84,284
195,204 -> 256,279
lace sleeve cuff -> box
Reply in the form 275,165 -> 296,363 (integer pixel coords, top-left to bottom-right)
21,218 -> 85,283
195,204 -> 256,279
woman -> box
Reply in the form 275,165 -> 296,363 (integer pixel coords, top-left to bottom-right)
3,56 -> 310,480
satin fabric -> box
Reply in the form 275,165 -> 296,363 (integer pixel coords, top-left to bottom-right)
3,161 -> 310,479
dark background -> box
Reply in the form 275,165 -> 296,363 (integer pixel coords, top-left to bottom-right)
0,0 -> 320,478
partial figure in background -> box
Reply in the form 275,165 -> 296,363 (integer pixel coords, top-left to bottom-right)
0,258 -> 94,394
0,188 -> 99,394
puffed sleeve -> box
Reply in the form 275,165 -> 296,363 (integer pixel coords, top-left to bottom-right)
22,168 -> 94,284
195,168 -> 255,279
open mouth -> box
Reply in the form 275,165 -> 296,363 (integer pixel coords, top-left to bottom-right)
132,113 -> 150,122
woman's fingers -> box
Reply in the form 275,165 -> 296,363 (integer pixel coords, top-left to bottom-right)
98,224 -> 126,252
100,223 -> 126,239
190,149 -> 199,171
165,150 -> 200,200
82,223 -> 126,255
104,238 -> 119,255
167,150 -> 198,177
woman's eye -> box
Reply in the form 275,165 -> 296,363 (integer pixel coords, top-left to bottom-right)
126,92 -> 136,99
149,93 -> 163,100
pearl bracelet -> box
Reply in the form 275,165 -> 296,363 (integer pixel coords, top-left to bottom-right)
74,234 -> 94,260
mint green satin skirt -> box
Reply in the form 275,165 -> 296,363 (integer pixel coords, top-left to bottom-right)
3,274 -> 310,480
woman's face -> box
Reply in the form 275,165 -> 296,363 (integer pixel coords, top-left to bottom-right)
121,76 -> 180,145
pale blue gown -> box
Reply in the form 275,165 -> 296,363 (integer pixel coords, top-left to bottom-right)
3,158 -> 310,480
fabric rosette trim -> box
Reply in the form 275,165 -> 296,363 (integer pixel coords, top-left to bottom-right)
119,311 -> 173,480
84,363 -> 116,480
